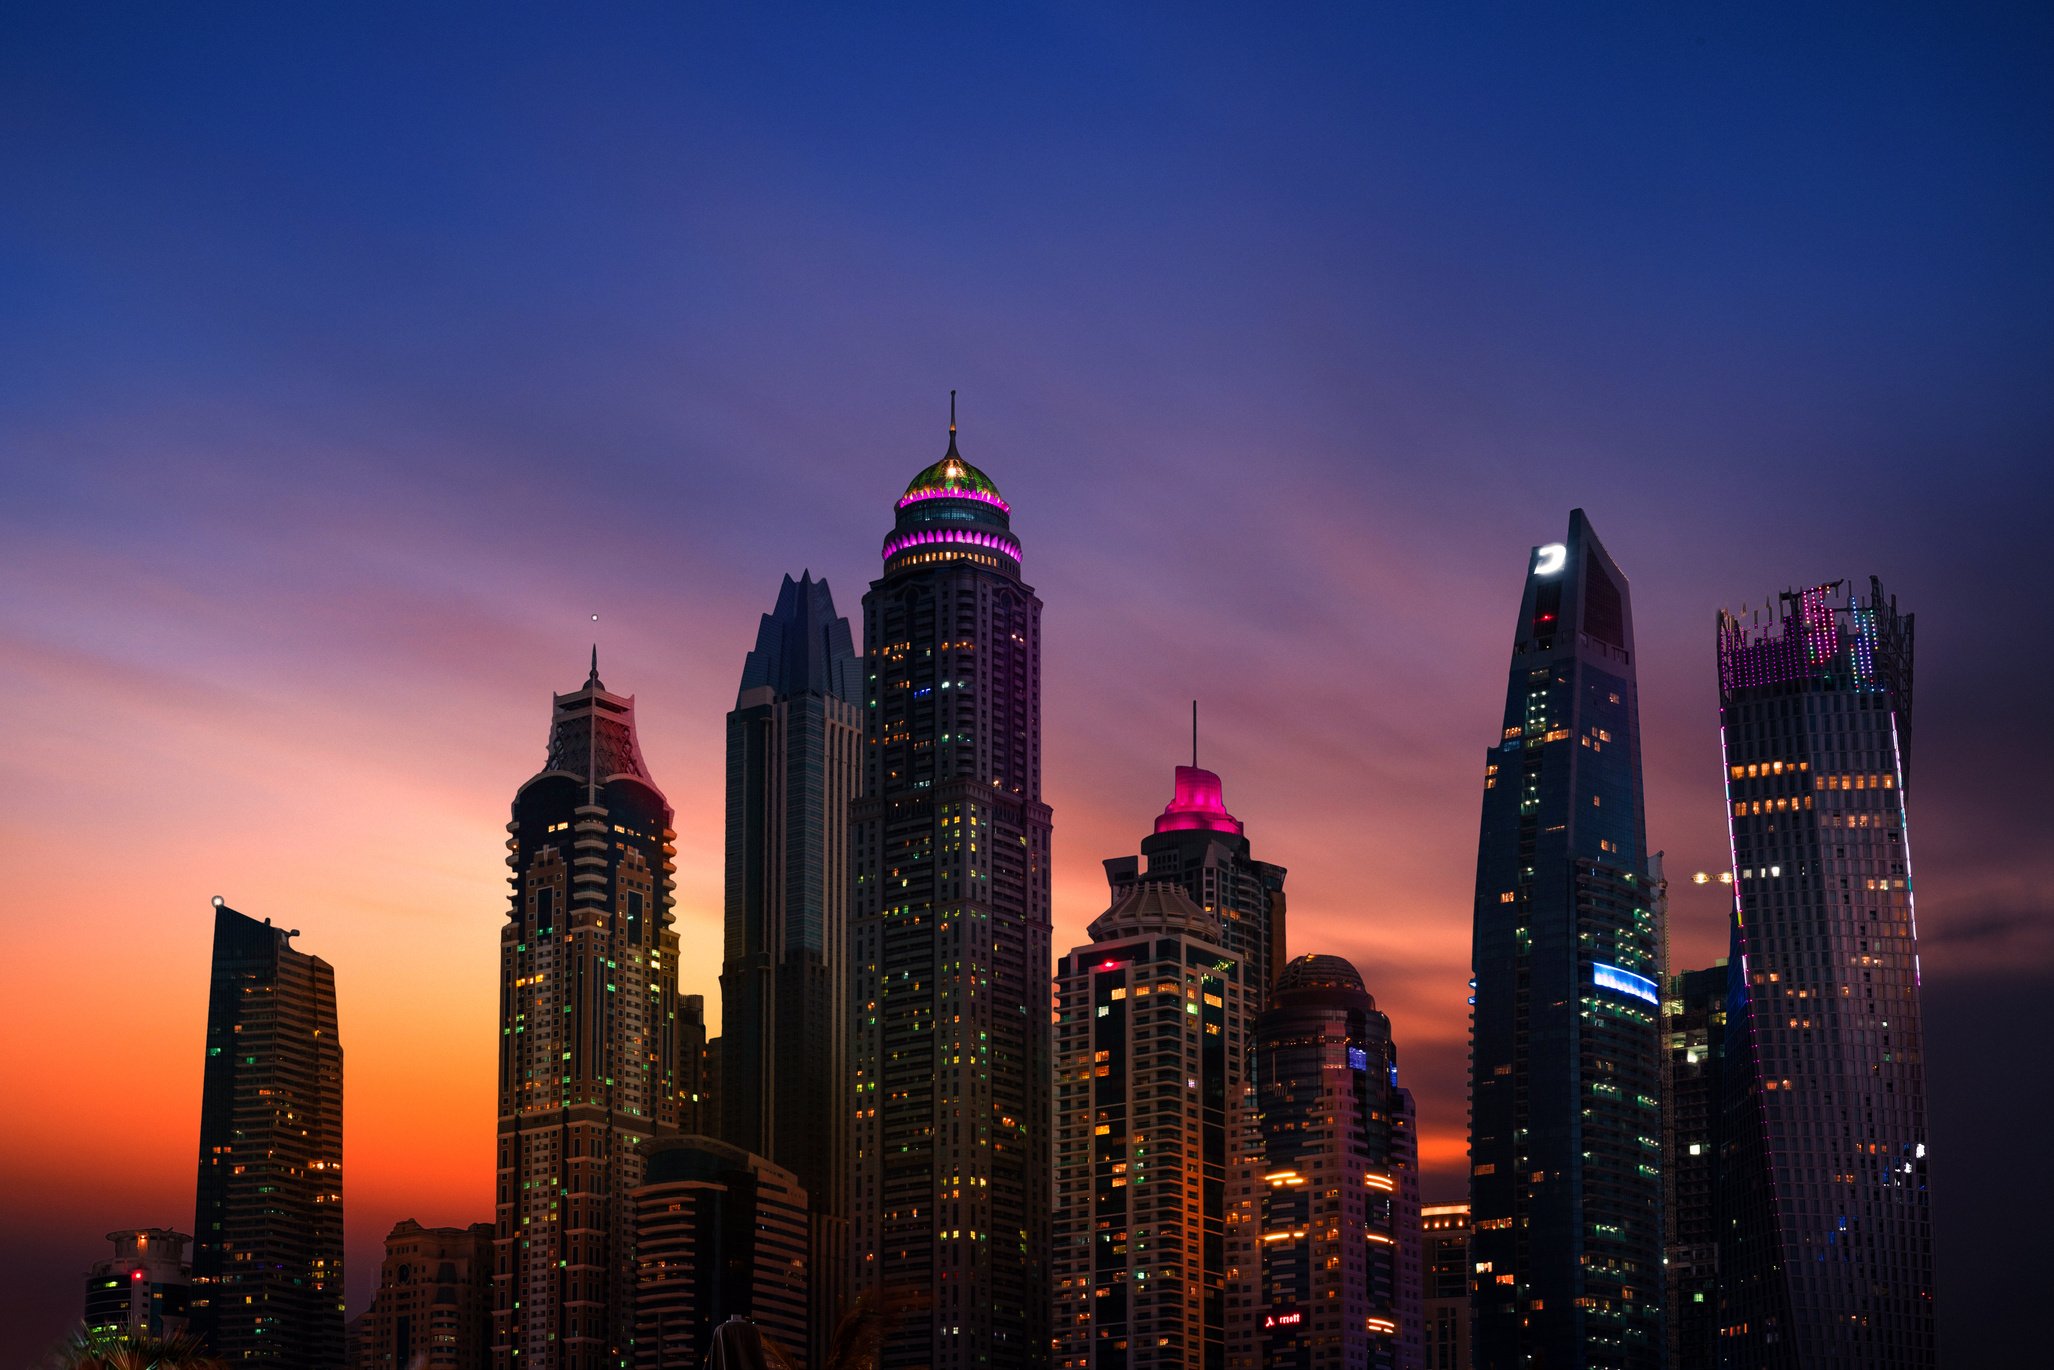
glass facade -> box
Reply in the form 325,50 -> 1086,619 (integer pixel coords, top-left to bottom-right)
1713,580 -> 1934,1369
1467,509 -> 1663,1369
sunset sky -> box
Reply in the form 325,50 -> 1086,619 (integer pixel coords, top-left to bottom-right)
3,3 -> 2051,1361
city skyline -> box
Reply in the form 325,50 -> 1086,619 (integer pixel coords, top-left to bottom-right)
4,5 -> 2049,1364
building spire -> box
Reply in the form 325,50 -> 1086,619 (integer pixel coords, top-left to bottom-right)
946,389 -> 959,457
1192,699 -> 1199,768
588,644 -> 601,690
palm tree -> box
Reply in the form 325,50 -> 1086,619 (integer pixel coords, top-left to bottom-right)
47,1325 -> 228,1370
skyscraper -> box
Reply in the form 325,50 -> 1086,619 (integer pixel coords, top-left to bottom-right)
721,570 -> 861,1368
1103,761 -> 1287,1007
850,409 -> 1053,1369
191,899 -> 345,1366
1420,1205 -> 1471,1370
631,1136 -> 811,1369
353,1220 -> 493,1370
85,1229 -> 192,1341
1661,962 -> 1727,1370
494,656 -> 685,1368
1713,580 -> 1933,1369
1238,954 -> 1419,1370
1053,882 -> 1248,1370
1467,510 -> 1663,1370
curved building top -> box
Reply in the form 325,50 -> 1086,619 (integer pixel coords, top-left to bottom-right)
1153,765 -> 1244,835
1273,952 -> 1375,1010
881,402 -> 1022,577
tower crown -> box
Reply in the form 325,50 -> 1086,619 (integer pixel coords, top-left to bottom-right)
881,404 -> 1021,575
1154,765 -> 1244,835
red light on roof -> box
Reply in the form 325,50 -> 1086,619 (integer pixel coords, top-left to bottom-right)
1097,960 -> 1127,972
1154,765 -> 1244,835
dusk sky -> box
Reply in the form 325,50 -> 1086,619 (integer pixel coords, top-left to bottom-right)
3,3 -> 2050,1362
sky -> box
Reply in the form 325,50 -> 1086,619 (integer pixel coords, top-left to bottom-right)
2,2 -> 2050,1362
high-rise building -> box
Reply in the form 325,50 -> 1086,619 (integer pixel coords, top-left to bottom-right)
1467,510 -> 1663,1370
1713,580 -> 1933,1369
1661,962 -> 1727,1370
494,656 -> 686,1368
1054,882 -> 1248,1370
1239,954 -> 1419,1370
721,570 -> 861,1368
850,410 -> 1053,1369
191,899 -> 344,1366
353,1220 -> 492,1370
631,1135 -> 810,1369
1420,1205 -> 1470,1370
84,1229 -> 192,1340
1103,762 -> 1287,1007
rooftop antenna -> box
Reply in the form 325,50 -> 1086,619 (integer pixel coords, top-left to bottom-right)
1192,700 -> 1199,768
950,389 -> 957,434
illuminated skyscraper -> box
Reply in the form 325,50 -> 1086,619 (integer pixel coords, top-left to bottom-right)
1714,581 -> 1933,1369
493,657 -> 685,1368
1662,962 -> 1727,1370
191,900 -> 344,1367
1054,882 -> 1248,1370
1239,954 -> 1419,1370
1467,511 -> 1663,1369
1420,1205 -> 1471,1370
720,571 -> 861,1369
1103,760 -> 1287,1007
850,408 -> 1053,1369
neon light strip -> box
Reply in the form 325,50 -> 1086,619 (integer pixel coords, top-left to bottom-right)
881,527 -> 1022,562
1891,711 -> 1921,988
1594,962 -> 1658,1004
895,485 -> 1011,514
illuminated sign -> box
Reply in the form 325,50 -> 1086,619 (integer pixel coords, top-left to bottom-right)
1347,1046 -> 1368,1071
1264,1311 -> 1304,1329
1594,962 -> 1659,1005
1533,543 -> 1567,576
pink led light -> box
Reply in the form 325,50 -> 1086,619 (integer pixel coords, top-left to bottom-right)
895,485 -> 1012,514
881,527 -> 1023,562
1154,765 -> 1244,835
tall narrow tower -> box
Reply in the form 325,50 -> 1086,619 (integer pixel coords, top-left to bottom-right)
850,408 -> 1053,1369
1053,882 -> 1247,1370
1714,581 -> 1933,1369
494,657 -> 683,1368
721,570 -> 861,1368
1467,510 -> 1663,1369
190,899 -> 344,1367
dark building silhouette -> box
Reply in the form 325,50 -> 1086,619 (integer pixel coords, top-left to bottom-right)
1662,962 -> 1727,1370
850,408 -> 1053,1369
1467,511 -> 1663,1369
85,1229 -> 191,1340
1713,581 -> 1933,1369
1421,1205 -> 1470,1370
631,1135 -> 809,1370
721,571 -> 861,1369
1054,882 -> 1249,1370
493,657 -> 686,1368
352,1220 -> 492,1370
1103,761 -> 1287,1008
191,899 -> 344,1366
1237,954 -> 1420,1370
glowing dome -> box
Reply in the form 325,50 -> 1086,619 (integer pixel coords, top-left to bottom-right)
898,436 -> 1009,513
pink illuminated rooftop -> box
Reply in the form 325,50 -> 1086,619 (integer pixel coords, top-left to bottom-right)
1154,765 -> 1244,835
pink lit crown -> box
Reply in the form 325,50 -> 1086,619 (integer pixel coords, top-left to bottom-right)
1154,765 -> 1244,834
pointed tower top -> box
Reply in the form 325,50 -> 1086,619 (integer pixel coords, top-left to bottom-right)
588,644 -> 602,690
946,388 -> 959,455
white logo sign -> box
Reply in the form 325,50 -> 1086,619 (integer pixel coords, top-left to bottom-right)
1533,543 -> 1567,576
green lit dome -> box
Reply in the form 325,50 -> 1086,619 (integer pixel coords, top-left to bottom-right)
897,437 -> 1009,512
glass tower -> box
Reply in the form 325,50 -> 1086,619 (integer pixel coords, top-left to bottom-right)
851,414 -> 1053,1369
1053,882 -> 1246,1370
493,657 -> 685,1368
1662,962 -> 1728,1370
1467,509 -> 1663,1370
191,900 -> 344,1367
721,570 -> 861,1369
1714,580 -> 1933,1368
